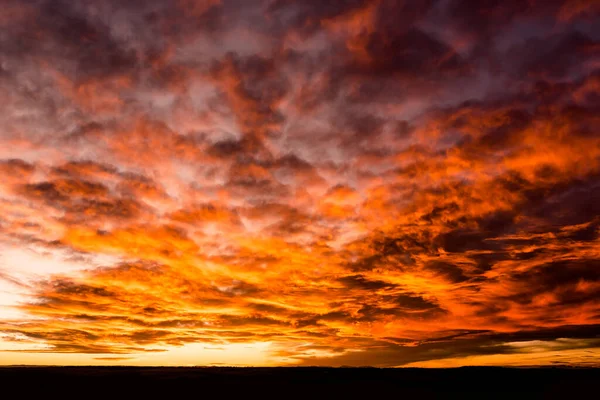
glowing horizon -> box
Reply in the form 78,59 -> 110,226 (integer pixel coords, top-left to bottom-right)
1,0 -> 599,367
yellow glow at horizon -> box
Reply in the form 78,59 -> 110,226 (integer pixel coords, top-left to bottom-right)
0,341 -> 295,366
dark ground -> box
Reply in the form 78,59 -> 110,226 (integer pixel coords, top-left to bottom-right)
0,366 -> 597,398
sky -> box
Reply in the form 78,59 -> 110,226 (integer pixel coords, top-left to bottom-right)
0,0 -> 599,367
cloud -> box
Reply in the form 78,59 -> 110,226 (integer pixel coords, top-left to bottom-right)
294,324 -> 600,367
337,275 -> 395,290
0,0 -> 599,367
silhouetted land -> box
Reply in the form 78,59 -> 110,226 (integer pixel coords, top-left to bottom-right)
0,366 -> 597,398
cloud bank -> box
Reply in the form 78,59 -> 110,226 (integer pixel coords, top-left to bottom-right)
0,0 -> 599,366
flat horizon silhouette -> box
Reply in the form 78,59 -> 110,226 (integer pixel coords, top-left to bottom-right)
1,366 -> 598,398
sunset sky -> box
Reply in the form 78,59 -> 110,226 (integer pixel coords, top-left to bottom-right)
1,0 -> 599,367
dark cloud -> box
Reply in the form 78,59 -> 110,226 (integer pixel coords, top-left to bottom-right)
390,293 -> 442,311
4,0 -> 137,81
266,0 -> 371,35
347,28 -> 468,80
18,178 -> 146,222
0,159 -> 35,177
298,324 -> 600,367
506,259 -> 600,306
220,315 -> 288,327
210,53 -> 289,138
433,229 -> 493,253
529,175 -> 600,227
247,303 -> 289,314
21,180 -> 109,202
337,275 -> 395,290
515,31 -> 600,80
562,220 -> 599,242
423,261 -> 469,283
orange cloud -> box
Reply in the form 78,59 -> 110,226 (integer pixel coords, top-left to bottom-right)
0,0 -> 599,367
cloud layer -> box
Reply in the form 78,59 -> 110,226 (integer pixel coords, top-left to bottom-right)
0,0 -> 599,366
